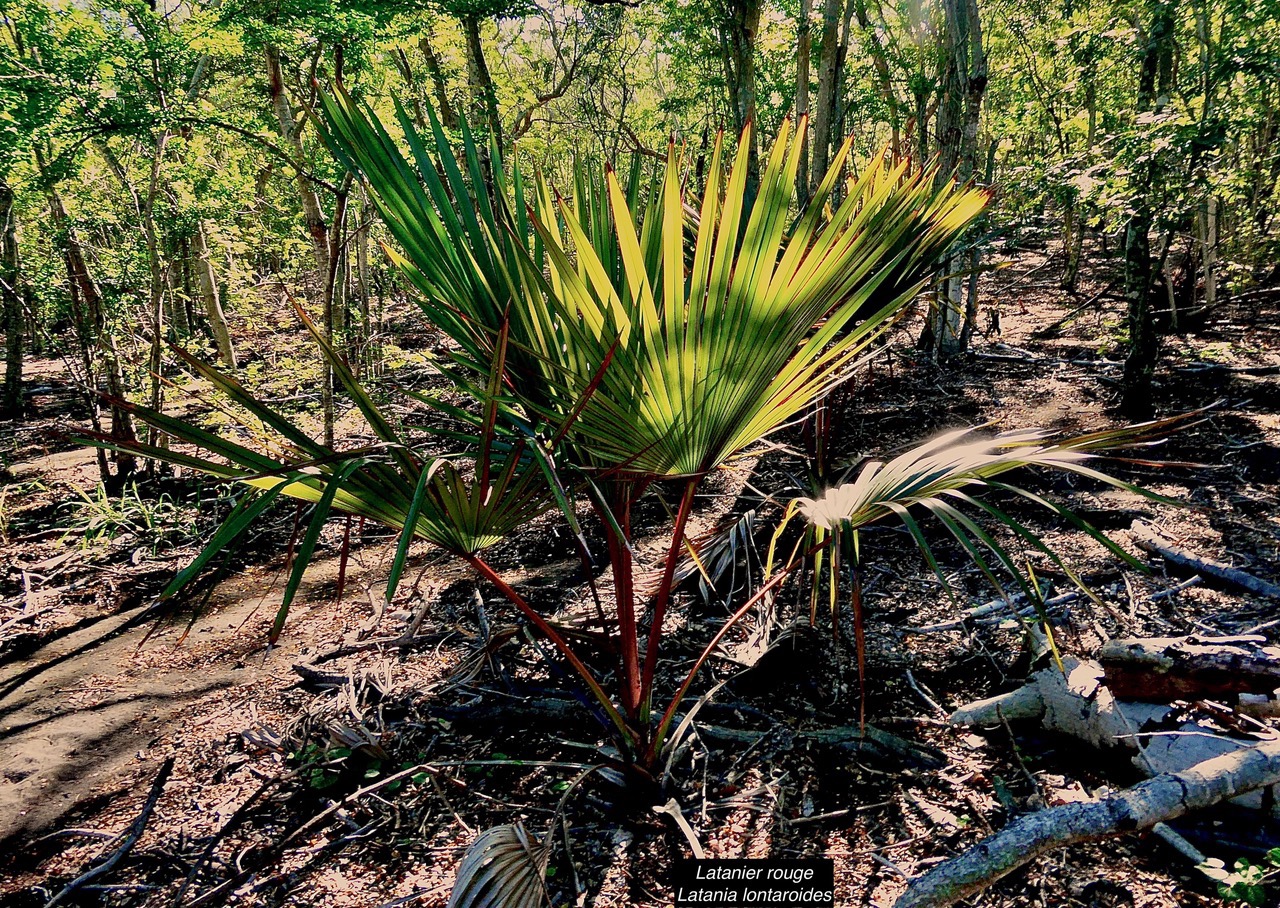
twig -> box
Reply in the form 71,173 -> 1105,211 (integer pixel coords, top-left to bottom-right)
46,757 -> 174,908
171,774 -> 286,907
907,592 -> 1079,633
905,669 -> 946,718
1150,575 -> 1203,601
187,762 -> 442,907
653,798 -> 705,858
997,706 -> 1044,810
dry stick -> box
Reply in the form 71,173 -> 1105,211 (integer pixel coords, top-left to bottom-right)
1030,281 -> 1117,338
1130,521 -> 1280,601
893,739 -> 1280,908
906,591 -> 1080,633
46,757 -> 175,908
171,774 -> 287,907
186,762 -> 442,908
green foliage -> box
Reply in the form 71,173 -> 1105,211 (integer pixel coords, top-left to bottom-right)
89,88 -> 1186,783
60,481 -> 197,551
1200,849 -> 1280,906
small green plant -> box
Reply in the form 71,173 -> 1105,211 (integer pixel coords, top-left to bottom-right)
289,742 -> 345,790
60,482 -> 195,551
1201,850 -> 1280,906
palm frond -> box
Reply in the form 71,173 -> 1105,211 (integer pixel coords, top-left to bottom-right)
794,419 -> 1191,601
319,94 -> 988,482
446,824 -> 549,908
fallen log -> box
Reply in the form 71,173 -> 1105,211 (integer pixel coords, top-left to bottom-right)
1129,521 -> 1280,601
894,739 -> 1280,908
950,656 -> 1280,810
1098,635 -> 1280,700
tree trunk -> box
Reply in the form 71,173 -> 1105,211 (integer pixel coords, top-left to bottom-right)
1,180 -> 21,419
142,132 -> 171,471
355,190 -> 373,375
420,32 -> 460,130
1121,0 -> 1177,418
462,15 -> 503,150
165,235 -> 189,337
810,0 -> 846,187
321,178 -> 351,447
795,0 -> 812,206
722,0 -> 763,209
852,0 -> 901,162
37,149 -> 137,481
1199,195 -> 1218,309
928,0 -> 987,359
264,45 -> 331,300
193,220 -> 236,368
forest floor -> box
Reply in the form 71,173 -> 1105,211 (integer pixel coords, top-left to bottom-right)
1,244 -> 1279,908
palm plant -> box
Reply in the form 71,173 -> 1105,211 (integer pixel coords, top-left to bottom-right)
85,90 -> 1182,776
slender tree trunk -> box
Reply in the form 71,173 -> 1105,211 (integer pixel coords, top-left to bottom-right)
321,177 -> 351,447
355,190 -> 372,374
852,0 -> 902,162
1194,0 -> 1217,312
264,45 -> 331,297
141,132 -> 171,471
420,32 -> 460,130
928,0 -> 987,359
1121,0 -> 1177,418
810,0 -> 846,187
1199,195 -> 1218,309
193,221 -> 236,367
392,49 -> 430,131
462,15 -> 503,149
62,251 -> 111,480
722,0 -> 763,209
1,180 -> 21,419
795,0 -> 812,206
37,147 -> 137,482
165,235 -> 189,336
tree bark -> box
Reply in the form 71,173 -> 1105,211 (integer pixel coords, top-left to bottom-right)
1,179 -> 21,419
795,0 -> 812,206
851,0 -> 901,162
1129,520 -> 1280,600
462,15 -> 504,150
1121,0 -> 1177,418
420,33 -> 460,130
895,739 -> 1280,908
928,0 -> 987,358
264,45 -> 331,299
192,221 -> 236,368
1097,635 -> 1280,701
37,148 -> 137,481
721,0 -> 764,209
810,0 -> 847,187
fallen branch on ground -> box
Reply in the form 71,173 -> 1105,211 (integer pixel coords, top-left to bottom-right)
893,739 -> 1280,908
1098,634 -> 1280,700
46,757 -> 174,908
906,592 -> 1080,633
1130,521 -> 1280,601
698,722 -> 946,769
950,655 -> 1280,808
